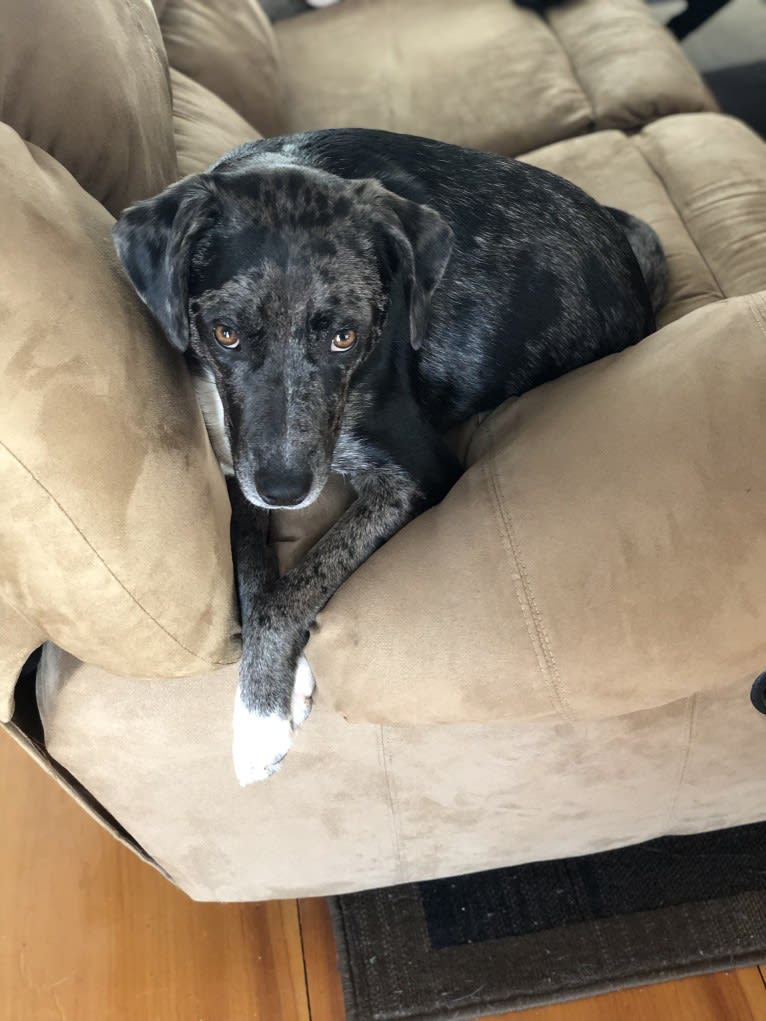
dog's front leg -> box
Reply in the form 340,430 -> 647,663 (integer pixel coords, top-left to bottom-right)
234,462 -> 425,784
228,478 -> 317,784
227,477 -> 277,620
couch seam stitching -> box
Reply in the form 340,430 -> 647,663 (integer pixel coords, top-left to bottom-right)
483,423 -> 575,724
377,726 -> 406,882
748,293 -> 766,339
632,138 -> 727,300
0,439 -> 237,669
668,693 -> 698,827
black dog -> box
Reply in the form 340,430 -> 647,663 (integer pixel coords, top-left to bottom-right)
113,128 -> 666,783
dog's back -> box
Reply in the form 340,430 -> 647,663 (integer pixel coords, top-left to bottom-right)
213,129 -> 665,428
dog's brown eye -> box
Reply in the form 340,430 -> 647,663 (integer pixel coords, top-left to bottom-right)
331,329 -> 357,352
214,324 -> 240,349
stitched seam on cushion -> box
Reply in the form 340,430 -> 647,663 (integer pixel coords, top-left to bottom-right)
633,138 -> 726,300
749,292 -> 766,339
542,10 -> 596,126
482,423 -> 575,724
668,693 -> 698,827
0,439 -> 237,669
377,726 -> 406,883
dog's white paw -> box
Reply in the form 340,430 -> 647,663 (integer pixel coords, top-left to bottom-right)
232,687 -> 293,786
291,655 -> 315,728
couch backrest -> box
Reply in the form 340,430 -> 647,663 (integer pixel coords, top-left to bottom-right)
0,0 -> 279,214
159,0 -> 284,138
0,0 -> 181,217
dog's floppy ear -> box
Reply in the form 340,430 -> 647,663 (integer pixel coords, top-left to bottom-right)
354,180 -> 454,350
112,176 -> 218,352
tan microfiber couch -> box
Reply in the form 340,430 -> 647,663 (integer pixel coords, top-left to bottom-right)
2,0 -> 766,901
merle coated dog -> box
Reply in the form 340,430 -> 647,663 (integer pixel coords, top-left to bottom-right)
113,128 -> 666,783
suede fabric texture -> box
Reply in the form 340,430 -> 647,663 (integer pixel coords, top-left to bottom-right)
545,0 -> 717,131
160,0 -> 285,139
522,115 -> 766,326
170,68 -> 260,180
0,0 -> 177,216
307,291 -> 766,726
276,0 -> 591,155
0,124 -> 240,721
275,0 -> 715,156
37,648 -> 766,901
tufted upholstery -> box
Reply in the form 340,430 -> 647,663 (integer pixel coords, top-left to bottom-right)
276,0 -> 716,155
2,0 -> 766,902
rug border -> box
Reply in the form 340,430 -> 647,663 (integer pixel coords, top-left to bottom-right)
328,894 -> 766,1021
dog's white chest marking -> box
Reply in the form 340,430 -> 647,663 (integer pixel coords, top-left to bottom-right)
191,368 -> 234,475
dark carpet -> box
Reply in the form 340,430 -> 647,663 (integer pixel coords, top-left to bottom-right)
329,821 -> 766,1021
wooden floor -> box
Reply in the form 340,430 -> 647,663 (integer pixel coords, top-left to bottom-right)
2,728 -> 765,1021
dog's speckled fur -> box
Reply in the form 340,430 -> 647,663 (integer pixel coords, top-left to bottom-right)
113,128 -> 666,780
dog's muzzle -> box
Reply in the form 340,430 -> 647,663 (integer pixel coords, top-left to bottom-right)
253,467 -> 314,508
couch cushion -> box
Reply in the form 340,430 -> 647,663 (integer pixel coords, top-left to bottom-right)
276,0 -> 591,155
275,0 -> 715,157
307,291 -> 766,726
545,0 -> 717,132
521,114 -> 766,327
161,0 -> 284,138
170,69 -> 260,179
636,114 -> 766,303
0,0 -> 177,217
0,125 -> 240,721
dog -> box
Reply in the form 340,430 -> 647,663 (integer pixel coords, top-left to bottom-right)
113,128 -> 666,783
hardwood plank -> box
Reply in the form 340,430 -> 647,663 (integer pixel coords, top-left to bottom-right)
299,897 -> 347,1021
0,728 -> 310,1021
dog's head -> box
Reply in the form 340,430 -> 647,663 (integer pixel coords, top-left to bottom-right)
112,163 -> 453,509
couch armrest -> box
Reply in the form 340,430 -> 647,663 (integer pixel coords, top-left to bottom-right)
0,126 -> 240,722
307,293 -> 766,725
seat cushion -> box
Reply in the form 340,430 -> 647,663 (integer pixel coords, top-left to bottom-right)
276,0 -> 715,156
170,69 -> 260,179
0,0 -> 176,216
0,125 -> 240,721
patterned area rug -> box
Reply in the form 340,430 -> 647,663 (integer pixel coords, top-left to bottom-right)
330,822 -> 766,1021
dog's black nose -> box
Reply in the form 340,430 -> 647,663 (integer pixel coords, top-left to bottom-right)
255,469 -> 313,507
